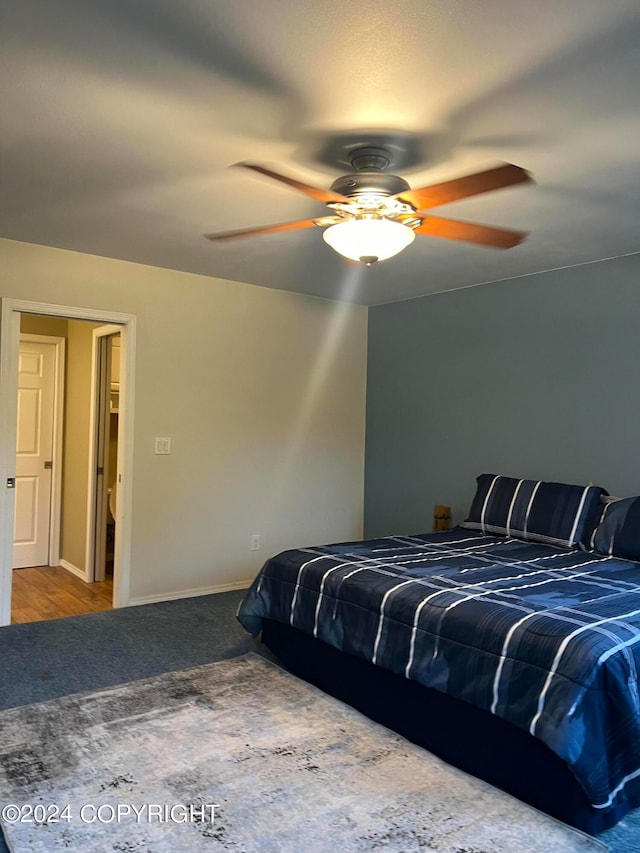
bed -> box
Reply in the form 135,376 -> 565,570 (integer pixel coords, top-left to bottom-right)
237,476 -> 640,834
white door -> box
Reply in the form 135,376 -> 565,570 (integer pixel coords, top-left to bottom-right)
13,339 -> 56,568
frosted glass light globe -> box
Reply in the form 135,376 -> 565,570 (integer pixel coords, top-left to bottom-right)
323,217 -> 415,263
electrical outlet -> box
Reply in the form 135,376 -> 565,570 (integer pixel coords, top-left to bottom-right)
250,534 -> 261,551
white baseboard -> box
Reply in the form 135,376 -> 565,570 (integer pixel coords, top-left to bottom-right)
59,558 -> 87,580
127,579 -> 252,607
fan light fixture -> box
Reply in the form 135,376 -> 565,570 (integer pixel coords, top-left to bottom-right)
322,216 -> 415,265
205,158 -> 533,258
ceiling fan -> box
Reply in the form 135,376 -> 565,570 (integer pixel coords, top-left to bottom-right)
205,147 -> 533,265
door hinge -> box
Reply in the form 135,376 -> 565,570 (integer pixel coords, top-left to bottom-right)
44,460 -> 53,469
97,467 -> 104,476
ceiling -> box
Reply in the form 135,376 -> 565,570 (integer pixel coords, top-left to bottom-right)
2,0 -> 640,306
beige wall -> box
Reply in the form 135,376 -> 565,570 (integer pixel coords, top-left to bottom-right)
20,315 -> 68,337
1,239 -> 368,602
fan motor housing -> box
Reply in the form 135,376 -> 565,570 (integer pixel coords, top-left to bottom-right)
330,171 -> 411,199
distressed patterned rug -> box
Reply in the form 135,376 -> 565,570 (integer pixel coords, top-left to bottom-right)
0,653 -> 606,852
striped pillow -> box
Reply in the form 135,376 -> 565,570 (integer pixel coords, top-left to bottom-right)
461,474 -> 607,548
591,496 -> 640,561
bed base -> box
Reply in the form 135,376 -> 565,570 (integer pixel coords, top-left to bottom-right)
261,618 -> 619,835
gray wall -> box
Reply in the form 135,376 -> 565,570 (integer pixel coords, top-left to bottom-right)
364,253 -> 640,537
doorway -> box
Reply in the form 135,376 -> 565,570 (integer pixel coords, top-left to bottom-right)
89,326 -> 122,584
0,299 -> 136,627
12,319 -> 118,622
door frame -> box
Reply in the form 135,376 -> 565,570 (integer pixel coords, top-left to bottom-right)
86,325 -> 121,583
18,333 -> 66,568
0,298 -> 136,626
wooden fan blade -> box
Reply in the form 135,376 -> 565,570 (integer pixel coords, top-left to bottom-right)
205,218 -> 322,241
412,215 -> 527,249
234,162 -> 350,204
205,216 -> 342,242
395,163 -> 533,211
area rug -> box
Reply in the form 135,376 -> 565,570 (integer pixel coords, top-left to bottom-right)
0,653 -> 606,852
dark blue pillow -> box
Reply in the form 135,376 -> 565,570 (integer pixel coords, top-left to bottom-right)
461,474 -> 607,548
591,497 -> 640,561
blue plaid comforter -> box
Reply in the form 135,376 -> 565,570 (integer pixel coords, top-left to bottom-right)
237,527 -> 640,814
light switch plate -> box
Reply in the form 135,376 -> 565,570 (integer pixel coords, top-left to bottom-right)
154,437 -> 171,455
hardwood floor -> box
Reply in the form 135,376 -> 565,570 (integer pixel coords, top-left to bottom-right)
11,566 -> 113,624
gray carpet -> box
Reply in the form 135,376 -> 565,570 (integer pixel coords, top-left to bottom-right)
0,590 -> 637,851
0,591 -> 271,712
0,653 -> 606,852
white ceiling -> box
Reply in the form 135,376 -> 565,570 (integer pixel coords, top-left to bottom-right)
2,0 -> 640,306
